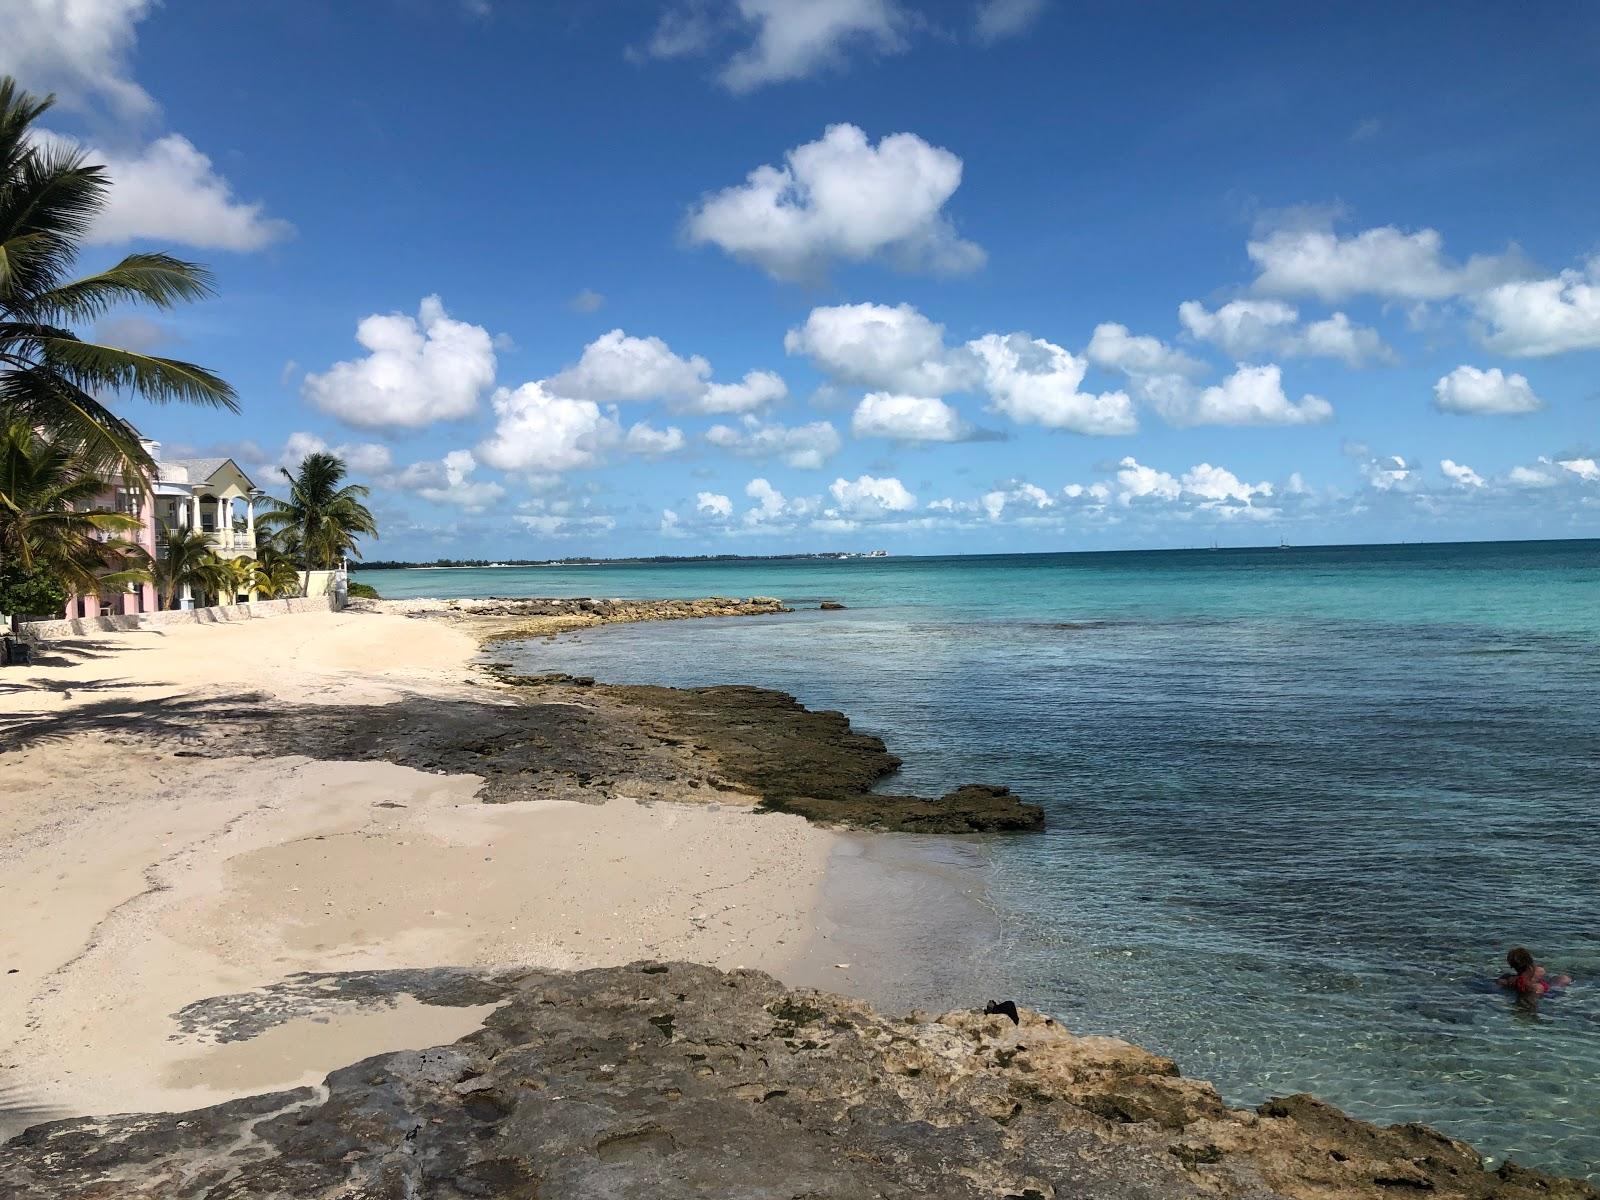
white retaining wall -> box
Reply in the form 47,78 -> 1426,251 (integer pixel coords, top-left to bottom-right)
20,592 -> 344,641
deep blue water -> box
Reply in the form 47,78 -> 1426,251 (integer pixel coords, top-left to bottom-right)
361,541 -> 1600,1177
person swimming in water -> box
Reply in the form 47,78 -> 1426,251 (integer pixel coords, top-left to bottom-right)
1497,947 -> 1572,997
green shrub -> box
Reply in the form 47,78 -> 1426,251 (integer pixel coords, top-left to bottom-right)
347,580 -> 380,599
1,563 -> 67,619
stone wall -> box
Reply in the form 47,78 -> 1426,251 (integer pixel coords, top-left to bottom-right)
19,593 -> 344,641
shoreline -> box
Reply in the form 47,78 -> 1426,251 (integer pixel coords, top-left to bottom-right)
1,599 -> 1593,1196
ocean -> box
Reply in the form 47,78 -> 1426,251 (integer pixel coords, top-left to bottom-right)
359,540 -> 1600,1178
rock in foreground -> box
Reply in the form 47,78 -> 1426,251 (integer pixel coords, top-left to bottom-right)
2,963 -> 1590,1200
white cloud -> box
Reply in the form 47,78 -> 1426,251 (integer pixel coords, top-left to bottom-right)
48,132 -> 293,251
829,473 -> 916,516
1248,223 -> 1529,302
696,491 -> 734,518
1432,365 -> 1542,415
1440,459 -> 1484,488
710,0 -> 908,92
1151,363 -> 1332,427
1178,300 -> 1391,366
386,449 -> 506,511
93,313 -> 173,351
968,332 -> 1137,435
851,392 -> 970,442
569,288 -> 605,313
1473,261 -> 1600,356
514,500 -> 617,539
980,481 -> 1053,520
477,383 -> 621,473
305,296 -> 496,431
1559,456 -> 1600,482
623,421 -> 687,456
785,301 -> 976,393
547,329 -> 711,403
2,0 -> 156,118
1178,299 -> 1298,358
743,476 -> 816,525
278,431 -> 393,476
1297,312 -> 1394,366
1361,454 -> 1414,491
1114,457 -> 1180,504
685,123 -> 983,281
1180,463 -> 1272,507
705,416 -> 841,468
1508,464 -> 1559,489
1087,322 -> 1205,379
974,0 -> 1047,42
694,369 -> 788,414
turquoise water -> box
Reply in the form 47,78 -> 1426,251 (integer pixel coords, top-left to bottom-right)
361,541 -> 1600,1177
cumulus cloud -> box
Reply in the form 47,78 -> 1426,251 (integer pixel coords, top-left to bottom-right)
2,0 -> 157,118
685,123 -> 983,281
386,449 -> 506,511
694,370 -> 788,414
477,383 -> 621,473
44,132 -> 293,251
1440,459 -> 1485,488
1114,457 -> 1181,504
547,329 -> 711,403
1086,322 -> 1205,378
1560,456 -> 1600,482
623,421 -> 687,456
829,473 -> 916,516
851,392 -> 971,442
1177,300 -> 1391,366
742,476 -> 816,525
569,288 -> 605,313
278,431 -> 394,477
304,296 -> 496,430
969,333 -> 1137,435
1150,363 -> 1332,427
1180,463 -> 1273,507
974,0 -> 1047,42
1360,454 -> 1415,491
696,491 -> 734,518
1432,365 -> 1542,415
641,0 -> 909,92
515,499 -> 617,539
1248,222 -> 1531,302
705,416 -> 841,468
979,481 -> 1054,520
1473,261 -> 1600,356
785,302 -> 976,394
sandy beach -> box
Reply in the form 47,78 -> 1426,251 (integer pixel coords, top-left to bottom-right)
0,606 -> 851,1132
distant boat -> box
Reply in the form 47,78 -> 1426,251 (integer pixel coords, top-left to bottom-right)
1278,538 -> 1291,550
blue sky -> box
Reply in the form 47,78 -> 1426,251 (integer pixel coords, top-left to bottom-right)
8,0 -> 1600,558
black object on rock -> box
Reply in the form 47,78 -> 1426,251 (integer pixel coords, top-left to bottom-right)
985,1000 -> 1020,1024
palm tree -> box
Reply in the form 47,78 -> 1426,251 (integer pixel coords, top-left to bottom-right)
251,552 -> 302,599
0,76 -> 236,471
0,420 -> 148,610
152,523 -> 226,610
259,452 -> 378,573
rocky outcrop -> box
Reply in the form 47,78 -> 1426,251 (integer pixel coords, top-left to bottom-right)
367,594 -> 792,643
3,962 -> 1590,1200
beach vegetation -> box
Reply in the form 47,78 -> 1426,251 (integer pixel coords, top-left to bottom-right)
0,420 -> 149,622
0,76 -> 236,472
347,580 -> 379,600
151,523 -> 226,610
259,452 -> 378,571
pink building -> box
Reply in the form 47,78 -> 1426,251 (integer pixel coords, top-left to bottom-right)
64,439 -> 263,618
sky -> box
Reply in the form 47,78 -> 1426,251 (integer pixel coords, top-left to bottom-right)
5,0 -> 1599,559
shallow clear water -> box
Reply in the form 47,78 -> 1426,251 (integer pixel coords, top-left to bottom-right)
361,541 -> 1600,1177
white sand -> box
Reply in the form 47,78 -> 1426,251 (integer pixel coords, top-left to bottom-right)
0,608 -> 839,1130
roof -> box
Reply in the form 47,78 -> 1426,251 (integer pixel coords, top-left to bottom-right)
160,457 -> 257,490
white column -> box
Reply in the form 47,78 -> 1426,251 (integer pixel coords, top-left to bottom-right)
191,493 -> 201,531
245,498 -> 255,548
216,497 -> 228,547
